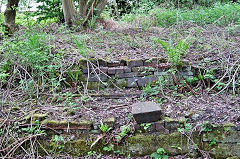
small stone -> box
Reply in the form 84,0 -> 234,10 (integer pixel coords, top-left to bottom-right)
163,117 -> 182,132
116,79 -> 127,88
90,129 -> 101,134
132,102 -> 162,124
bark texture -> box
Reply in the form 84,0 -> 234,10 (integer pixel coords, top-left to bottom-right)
62,0 -> 77,27
4,0 -> 20,33
79,0 -> 88,18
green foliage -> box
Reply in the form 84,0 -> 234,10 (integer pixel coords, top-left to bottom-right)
177,121 -> 192,133
99,122 -> 112,133
141,82 -> 159,99
150,148 -> 168,159
33,0 -> 64,23
140,123 -> 151,130
0,29 -> 62,95
201,121 -> 217,132
209,138 -> 217,147
154,39 -> 190,67
21,120 -> 45,135
115,125 -> 131,143
103,144 -> 114,152
50,135 -> 65,154
153,3 -> 240,27
141,76 -> 168,101
157,0 -> 236,8
123,3 -> 240,27
75,37 -> 89,57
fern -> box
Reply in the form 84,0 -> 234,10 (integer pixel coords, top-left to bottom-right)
154,39 -> 190,67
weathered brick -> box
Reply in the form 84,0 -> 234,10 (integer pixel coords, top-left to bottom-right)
108,61 -> 120,67
132,66 -> 156,72
154,121 -> 169,134
108,68 -> 116,75
136,76 -> 158,87
132,102 -> 162,124
115,67 -> 125,74
82,67 -> 108,74
124,67 -> 132,73
127,59 -> 143,67
154,71 -> 168,76
116,72 -> 139,78
144,58 -> 167,66
84,74 -> 108,82
127,78 -> 139,87
163,117 -> 183,133
203,128 -> 240,143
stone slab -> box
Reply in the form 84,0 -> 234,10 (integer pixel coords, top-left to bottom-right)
132,102 -> 162,124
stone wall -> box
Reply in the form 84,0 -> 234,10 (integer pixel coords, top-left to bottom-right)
18,114 -> 240,158
73,57 -> 195,88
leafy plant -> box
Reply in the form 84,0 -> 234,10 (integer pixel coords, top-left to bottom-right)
50,135 -> 65,154
99,122 -> 112,133
21,120 -> 45,135
154,39 -> 190,67
201,121 -> 217,132
150,148 -> 168,159
178,121 -> 192,133
103,144 -> 114,152
0,29 -> 62,95
140,123 -> 151,130
209,138 -> 217,147
115,125 -> 131,143
33,0 -> 64,23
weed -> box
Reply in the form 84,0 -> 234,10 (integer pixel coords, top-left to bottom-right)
154,38 -> 190,67
103,144 -> 114,152
115,125 -> 131,143
0,29 -> 62,95
178,121 -> 192,133
209,138 -> 217,147
21,120 -> 45,135
140,123 -> 151,130
50,135 -> 65,154
150,148 -> 168,159
99,122 -> 112,133
85,151 -> 102,158
201,121 -> 217,132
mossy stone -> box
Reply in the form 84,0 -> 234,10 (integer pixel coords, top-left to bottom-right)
23,113 -> 48,122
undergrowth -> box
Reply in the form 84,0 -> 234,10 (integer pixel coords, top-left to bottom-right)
0,29 -> 63,97
122,3 -> 240,27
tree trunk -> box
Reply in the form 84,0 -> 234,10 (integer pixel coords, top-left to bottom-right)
95,0 -> 107,17
79,0 -> 87,18
4,0 -> 20,34
62,0 -> 77,27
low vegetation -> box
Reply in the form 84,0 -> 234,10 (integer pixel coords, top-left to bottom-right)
0,0 -> 240,158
